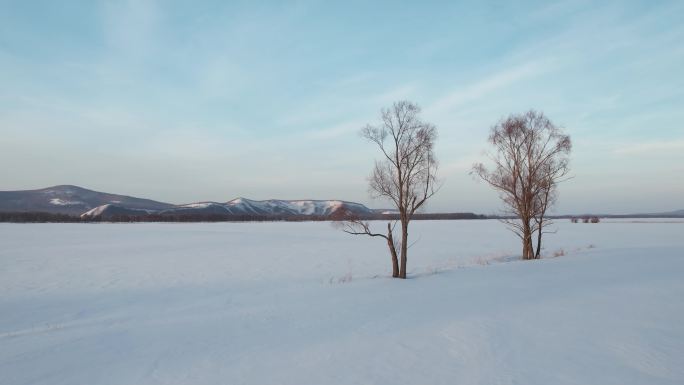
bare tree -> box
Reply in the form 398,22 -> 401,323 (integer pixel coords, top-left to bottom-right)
339,101 -> 438,278
473,110 -> 571,260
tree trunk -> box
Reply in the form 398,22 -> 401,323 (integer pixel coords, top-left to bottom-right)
522,220 -> 535,260
522,238 -> 534,260
386,223 -> 399,278
398,220 -> 408,279
534,223 -> 543,259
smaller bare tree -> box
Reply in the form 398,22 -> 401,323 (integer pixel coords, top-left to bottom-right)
473,110 -> 571,260
339,101 -> 438,278
336,215 -> 400,277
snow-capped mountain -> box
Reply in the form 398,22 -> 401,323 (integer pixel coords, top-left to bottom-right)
0,185 -> 374,219
1,185 -> 375,219
165,198 -> 373,217
0,185 -> 174,215
81,198 -> 374,219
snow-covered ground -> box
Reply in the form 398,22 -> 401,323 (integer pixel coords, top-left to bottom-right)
1,219 -> 683,384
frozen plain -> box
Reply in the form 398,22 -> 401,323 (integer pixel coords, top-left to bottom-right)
1,219 -> 683,385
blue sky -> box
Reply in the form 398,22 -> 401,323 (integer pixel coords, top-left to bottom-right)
1,0 -> 682,214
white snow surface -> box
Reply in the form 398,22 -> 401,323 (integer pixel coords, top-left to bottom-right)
80,204 -> 155,218
49,198 -> 83,206
80,204 -> 111,217
225,197 -> 369,216
1,219 -> 683,384
177,202 -> 224,209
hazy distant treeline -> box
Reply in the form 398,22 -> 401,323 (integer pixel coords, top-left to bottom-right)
0,212 -> 83,222
0,211 -> 486,223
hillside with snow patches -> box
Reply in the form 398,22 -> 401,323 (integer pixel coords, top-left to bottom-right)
170,198 -> 372,216
81,198 -> 373,219
0,185 -> 374,218
0,185 -> 173,215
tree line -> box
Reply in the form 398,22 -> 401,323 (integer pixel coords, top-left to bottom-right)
0,211 -> 485,223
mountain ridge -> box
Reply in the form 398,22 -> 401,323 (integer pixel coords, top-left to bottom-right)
0,185 -> 375,219
0,185 -> 174,215
2,185 -> 681,219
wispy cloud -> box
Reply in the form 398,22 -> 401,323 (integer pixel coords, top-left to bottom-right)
426,60 -> 552,116
101,0 -> 162,59
305,121 -> 365,140
440,154 -> 483,174
613,139 -> 684,155
369,84 -> 417,105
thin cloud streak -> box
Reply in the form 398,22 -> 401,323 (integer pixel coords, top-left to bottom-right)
613,139 -> 684,156
426,60 -> 552,116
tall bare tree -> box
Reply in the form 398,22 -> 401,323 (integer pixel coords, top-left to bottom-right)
339,101 -> 438,278
473,110 -> 571,260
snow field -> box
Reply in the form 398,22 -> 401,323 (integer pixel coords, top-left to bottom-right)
1,220 -> 683,384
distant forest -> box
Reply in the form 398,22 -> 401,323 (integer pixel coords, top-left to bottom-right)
0,212 -> 487,223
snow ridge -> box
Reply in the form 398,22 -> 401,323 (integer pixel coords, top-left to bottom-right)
81,204 -> 112,218
49,198 -> 84,206
79,199 -> 373,218
222,198 -> 370,216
